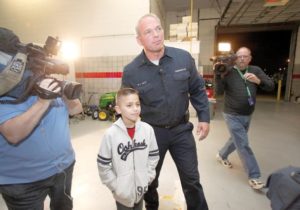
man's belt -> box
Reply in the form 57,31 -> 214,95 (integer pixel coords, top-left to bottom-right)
150,111 -> 190,129
152,123 -> 180,129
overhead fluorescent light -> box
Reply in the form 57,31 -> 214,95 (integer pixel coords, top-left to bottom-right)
264,0 -> 289,7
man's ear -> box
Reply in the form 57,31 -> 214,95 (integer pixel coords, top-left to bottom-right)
115,105 -> 121,115
136,36 -> 142,46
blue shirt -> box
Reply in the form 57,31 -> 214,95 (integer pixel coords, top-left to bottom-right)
0,96 -> 75,184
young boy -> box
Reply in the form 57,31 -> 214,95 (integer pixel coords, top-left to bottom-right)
97,88 -> 159,210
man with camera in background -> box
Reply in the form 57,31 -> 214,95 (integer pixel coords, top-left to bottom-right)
0,28 -> 82,210
214,47 -> 274,190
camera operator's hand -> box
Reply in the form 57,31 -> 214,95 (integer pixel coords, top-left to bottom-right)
35,78 -> 61,100
39,78 -> 60,91
244,73 -> 261,85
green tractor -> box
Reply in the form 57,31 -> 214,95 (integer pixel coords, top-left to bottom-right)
92,92 -> 117,121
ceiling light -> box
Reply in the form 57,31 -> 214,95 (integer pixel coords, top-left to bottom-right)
218,42 -> 231,52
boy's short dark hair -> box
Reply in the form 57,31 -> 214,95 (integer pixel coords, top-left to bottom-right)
116,88 -> 139,105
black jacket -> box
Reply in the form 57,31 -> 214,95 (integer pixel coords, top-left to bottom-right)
215,65 -> 274,115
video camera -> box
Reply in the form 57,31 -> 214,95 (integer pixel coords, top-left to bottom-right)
210,53 -> 237,75
0,27 -> 82,104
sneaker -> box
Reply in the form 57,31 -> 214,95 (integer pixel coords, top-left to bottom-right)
216,153 -> 232,168
248,178 -> 265,190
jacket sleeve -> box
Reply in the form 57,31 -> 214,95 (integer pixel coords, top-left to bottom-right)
147,127 -> 159,184
188,56 -> 210,123
121,67 -> 132,88
256,67 -> 275,92
97,133 -> 117,192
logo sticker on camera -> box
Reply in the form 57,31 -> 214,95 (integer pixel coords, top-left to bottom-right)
9,58 -> 25,73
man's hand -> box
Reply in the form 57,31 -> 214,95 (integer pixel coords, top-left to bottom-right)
196,122 -> 210,141
38,78 -> 61,93
36,78 -> 61,100
244,73 -> 261,85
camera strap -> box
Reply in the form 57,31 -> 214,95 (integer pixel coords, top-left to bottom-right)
234,66 -> 255,106
0,52 -> 27,96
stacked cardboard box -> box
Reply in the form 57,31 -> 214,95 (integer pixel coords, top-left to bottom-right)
177,23 -> 188,41
169,16 -> 198,41
169,24 -> 178,41
187,22 -> 198,39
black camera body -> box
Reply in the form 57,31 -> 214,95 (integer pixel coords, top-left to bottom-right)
0,28 -> 82,104
210,53 -> 237,75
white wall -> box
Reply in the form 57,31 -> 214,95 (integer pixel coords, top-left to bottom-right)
81,34 -> 142,57
198,8 -> 219,67
0,0 -> 150,80
290,26 -> 300,100
0,0 -> 149,45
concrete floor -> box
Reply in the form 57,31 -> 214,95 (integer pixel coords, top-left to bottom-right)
1,98 -> 300,210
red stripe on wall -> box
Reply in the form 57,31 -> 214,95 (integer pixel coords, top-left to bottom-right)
76,72 -> 123,78
75,72 -> 300,80
293,74 -> 300,79
76,71 -> 215,79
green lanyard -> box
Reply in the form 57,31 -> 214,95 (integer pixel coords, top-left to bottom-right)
234,66 -> 252,98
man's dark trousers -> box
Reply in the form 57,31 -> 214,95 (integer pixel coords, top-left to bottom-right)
144,122 -> 208,210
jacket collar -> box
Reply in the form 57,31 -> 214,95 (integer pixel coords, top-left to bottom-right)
114,117 -> 141,131
137,46 -> 173,67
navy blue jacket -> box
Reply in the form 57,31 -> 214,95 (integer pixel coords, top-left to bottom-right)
122,46 -> 210,126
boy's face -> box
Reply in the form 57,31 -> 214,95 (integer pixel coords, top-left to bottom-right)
115,94 -> 141,127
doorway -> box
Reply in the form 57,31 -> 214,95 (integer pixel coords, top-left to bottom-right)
215,23 -> 298,101
217,30 -> 291,98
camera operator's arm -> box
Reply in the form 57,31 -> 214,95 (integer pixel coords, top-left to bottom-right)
245,68 -> 275,92
0,79 -> 59,145
63,97 -> 83,116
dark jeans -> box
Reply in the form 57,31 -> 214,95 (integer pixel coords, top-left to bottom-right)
144,122 -> 208,210
0,162 -> 75,210
220,113 -> 261,179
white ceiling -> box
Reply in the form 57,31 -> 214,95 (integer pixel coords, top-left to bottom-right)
162,0 -> 300,26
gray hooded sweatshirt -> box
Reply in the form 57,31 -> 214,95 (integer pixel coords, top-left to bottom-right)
97,118 -> 159,207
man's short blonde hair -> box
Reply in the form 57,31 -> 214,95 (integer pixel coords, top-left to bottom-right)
135,13 -> 161,36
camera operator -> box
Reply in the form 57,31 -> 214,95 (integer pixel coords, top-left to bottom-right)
214,47 -> 274,190
0,77 -> 82,209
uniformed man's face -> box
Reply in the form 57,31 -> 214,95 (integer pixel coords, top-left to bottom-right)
136,16 -> 164,54
235,48 -> 252,70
